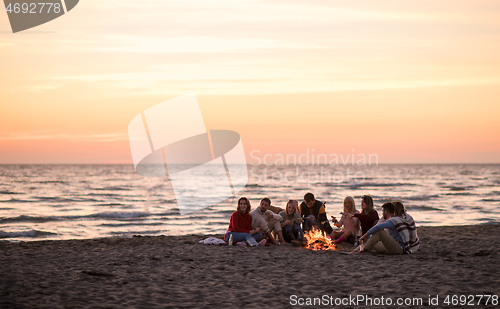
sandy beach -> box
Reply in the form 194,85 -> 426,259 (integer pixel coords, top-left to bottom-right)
1,224 -> 499,308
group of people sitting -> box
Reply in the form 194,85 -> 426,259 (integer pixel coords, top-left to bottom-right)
225,192 -> 420,255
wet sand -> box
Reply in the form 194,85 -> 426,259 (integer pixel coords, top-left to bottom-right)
1,224 -> 499,308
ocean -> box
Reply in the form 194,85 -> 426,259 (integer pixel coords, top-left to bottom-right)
0,164 -> 499,242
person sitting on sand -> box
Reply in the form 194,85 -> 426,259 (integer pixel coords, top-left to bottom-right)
299,192 -> 333,236
251,197 -> 286,245
392,200 -> 420,253
279,200 -> 304,243
330,196 -> 361,245
346,195 -> 379,235
356,202 -> 420,254
225,197 -> 265,246
355,202 -> 404,255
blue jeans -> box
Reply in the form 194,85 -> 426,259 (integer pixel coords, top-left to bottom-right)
302,215 -> 316,233
225,231 -> 263,243
283,223 -> 304,242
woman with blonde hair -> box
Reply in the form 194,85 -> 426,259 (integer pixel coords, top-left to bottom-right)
279,200 -> 304,243
331,196 -> 361,244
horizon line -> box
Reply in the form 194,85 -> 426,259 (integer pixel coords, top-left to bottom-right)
1,163 -> 499,165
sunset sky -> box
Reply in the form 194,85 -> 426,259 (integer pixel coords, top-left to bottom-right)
1,0 -> 499,164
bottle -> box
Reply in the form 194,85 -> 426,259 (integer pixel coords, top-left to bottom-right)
228,234 -> 233,246
354,235 -> 359,247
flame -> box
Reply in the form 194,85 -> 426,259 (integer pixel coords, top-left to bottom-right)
304,227 -> 337,251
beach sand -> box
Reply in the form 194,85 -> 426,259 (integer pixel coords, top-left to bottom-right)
1,224 -> 499,308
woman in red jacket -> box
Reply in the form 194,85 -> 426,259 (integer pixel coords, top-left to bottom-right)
225,197 -> 265,246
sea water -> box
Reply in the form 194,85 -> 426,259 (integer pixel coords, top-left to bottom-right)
0,164 -> 499,242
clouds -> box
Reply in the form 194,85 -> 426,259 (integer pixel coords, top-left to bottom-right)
1,0 -> 500,163
2,0 -> 500,96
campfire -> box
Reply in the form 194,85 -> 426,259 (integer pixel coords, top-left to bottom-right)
304,227 -> 337,251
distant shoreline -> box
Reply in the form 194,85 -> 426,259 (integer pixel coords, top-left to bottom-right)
1,163 -> 500,165
0,222 -> 498,244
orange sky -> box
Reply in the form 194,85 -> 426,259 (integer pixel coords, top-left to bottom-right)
1,0 -> 500,164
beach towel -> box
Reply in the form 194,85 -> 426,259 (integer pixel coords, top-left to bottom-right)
199,237 -> 226,245
389,213 -> 420,254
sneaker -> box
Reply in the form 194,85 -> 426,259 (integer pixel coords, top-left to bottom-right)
246,237 -> 258,247
236,241 -> 247,246
258,239 -> 267,246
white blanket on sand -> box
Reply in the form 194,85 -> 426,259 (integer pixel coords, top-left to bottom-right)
199,237 -> 226,245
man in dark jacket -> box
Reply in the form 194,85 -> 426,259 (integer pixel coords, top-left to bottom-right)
299,192 -> 333,236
